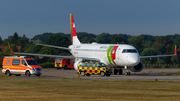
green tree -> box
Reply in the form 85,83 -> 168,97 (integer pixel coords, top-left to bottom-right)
11,32 -> 19,44
31,33 -> 54,43
171,50 -> 180,64
0,36 -> 3,45
152,43 -> 166,55
155,36 -> 173,53
140,48 -> 158,64
95,32 -> 111,42
77,32 -> 96,43
141,48 -> 158,56
3,44 -> 18,55
128,36 -> 144,53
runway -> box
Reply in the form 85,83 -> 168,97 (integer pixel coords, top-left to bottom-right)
1,68 -> 180,81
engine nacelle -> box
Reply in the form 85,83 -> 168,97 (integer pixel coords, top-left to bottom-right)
74,58 -> 83,70
130,62 -> 144,72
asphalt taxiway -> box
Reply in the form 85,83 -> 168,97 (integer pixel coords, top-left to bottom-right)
1,68 -> 180,81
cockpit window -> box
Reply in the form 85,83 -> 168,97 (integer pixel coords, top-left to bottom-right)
122,49 -> 138,53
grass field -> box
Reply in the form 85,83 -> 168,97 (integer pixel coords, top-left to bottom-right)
0,75 -> 180,101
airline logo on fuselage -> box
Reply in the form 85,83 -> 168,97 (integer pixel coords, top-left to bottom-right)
107,46 -> 118,65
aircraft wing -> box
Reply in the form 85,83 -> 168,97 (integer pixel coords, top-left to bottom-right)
14,52 -> 100,61
140,54 -> 176,59
36,43 -> 70,50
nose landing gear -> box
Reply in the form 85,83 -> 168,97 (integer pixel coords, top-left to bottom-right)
125,71 -> 131,76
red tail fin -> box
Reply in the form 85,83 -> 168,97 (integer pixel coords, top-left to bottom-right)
70,14 -> 80,45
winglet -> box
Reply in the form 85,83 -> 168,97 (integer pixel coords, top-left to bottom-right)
7,42 -> 14,54
174,45 -> 177,55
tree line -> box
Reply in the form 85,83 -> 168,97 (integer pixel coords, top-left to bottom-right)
0,32 -> 180,68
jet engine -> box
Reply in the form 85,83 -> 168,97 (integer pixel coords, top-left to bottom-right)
74,59 -> 83,70
129,62 -> 144,72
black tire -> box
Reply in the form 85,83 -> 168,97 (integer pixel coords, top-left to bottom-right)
81,71 -> 85,76
15,74 -> 21,76
100,72 -> 105,76
119,69 -> 122,75
36,74 -> 41,77
114,69 -> 117,75
87,73 -> 91,76
25,71 -> 31,77
64,65 -> 68,70
5,70 -> 12,76
57,68 -> 60,70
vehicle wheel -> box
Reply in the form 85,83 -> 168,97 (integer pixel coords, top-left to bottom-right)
114,69 -> 117,75
106,74 -> 110,77
119,69 -> 122,75
81,72 -> 85,76
87,73 -> 91,76
15,74 -> 21,76
25,71 -> 31,77
100,72 -> 105,76
57,68 -> 60,70
36,74 -> 41,77
64,65 -> 68,70
5,70 -> 12,76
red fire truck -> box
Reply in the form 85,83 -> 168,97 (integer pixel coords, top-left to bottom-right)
55,58 -> 74,70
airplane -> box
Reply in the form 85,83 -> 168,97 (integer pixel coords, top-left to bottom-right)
13,14 -> 177,76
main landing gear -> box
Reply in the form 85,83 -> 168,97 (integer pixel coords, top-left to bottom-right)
114,68 -> 123,75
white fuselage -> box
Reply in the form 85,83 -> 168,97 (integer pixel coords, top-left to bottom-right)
69,43 -> 140,67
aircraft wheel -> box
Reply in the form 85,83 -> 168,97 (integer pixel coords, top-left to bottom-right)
25,71 -> 31,77
114,69 -> 117,75
5,70 -> 12,76
119,69 -> 122,75
100,72 -> 105,76
125,72 -> 131,76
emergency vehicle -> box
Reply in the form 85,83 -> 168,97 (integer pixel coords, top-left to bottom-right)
2,56 -> 42,77
77,61 -> 112,76
55,58 -> 74,70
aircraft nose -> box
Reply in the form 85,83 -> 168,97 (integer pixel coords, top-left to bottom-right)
130,55 -> 140,65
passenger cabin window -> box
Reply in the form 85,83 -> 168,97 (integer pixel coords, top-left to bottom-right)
87,63 -> 93,67
122,49 -> 138,53
12,59 -> 20,65
21,60 -> 27,66
80,63 -> 86,67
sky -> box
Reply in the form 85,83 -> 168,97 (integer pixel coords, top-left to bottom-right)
1,0 -> 180,39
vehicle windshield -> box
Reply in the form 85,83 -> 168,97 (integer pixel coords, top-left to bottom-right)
55,58 -> 62,61
122,49 -> 138,53
100,63 -> 107,67
26,60 -> 38,65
